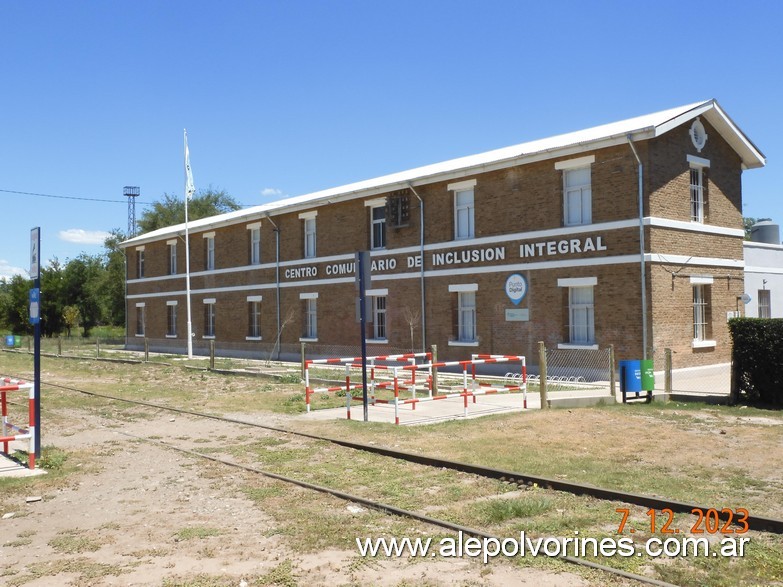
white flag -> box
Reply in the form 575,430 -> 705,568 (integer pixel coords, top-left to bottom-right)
184,129 -> 196,200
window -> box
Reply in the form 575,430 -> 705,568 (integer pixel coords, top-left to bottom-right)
688,156 -> 709,224
372,295 -> 387,340
135,304 -> 145,337
557,276 -> 597,348
690,167 -> 705,222
564,167 -> 592,226
137,248 -> 145,278
204,235 -> 215,271
693,284 -> 709,341
371,205 -> 386,249
249,226 -> 261,265
568,286 -> 595,345
758,289 -> 771,319
457,292 -> 477,342
204,300 -> 216,338
556,156 -> 594,227
300,211 -> 317,259
449,179 -> 476,240
166,302 -> 177,338
168,241 -> 177,275
247,296 -> 262,339
303,298 -> 317,339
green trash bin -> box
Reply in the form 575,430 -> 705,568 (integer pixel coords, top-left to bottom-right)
641,359 -> 654,391
13,335 -> 21,348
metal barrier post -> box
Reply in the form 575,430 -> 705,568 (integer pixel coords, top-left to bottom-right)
609,344 -> 617,400
430,344 -> 439,395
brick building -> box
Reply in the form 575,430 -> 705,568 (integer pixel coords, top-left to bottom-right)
121,100 -> 765,368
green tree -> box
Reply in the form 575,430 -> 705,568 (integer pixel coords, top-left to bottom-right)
40,259 -> 65,337
137,188 -> 241,234
0,275 -> 33,334
63,254 -> 104,336
62,305 -> 81,337
99,229 -> 127,327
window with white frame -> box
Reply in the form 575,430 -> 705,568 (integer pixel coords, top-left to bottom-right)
371,205 -> 386,249
247,295 -> 262,338
758,289 -> 771,319
204,299 -> 216,338
372,296 -> 387,340
448,284 -> 478,344
166,302 -> 177,337
137,247 -> 145,278
300,211 -> 317,258
248,224 -> 261,265
135,304 -> 145,336
557,277 -> 596,347
693,284 -> 709,341
688,156 -> 709,223
449,179 -> 476,240
168,240 -> 177,275
568,286 -> 595,344
556,156 -> 594,227
204,233 -> 215,271
300,293 -> 317,340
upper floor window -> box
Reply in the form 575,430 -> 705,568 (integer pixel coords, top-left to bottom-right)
167,240 -> 177,275
248,224 -> 261,265
203,233 -> 215,271
371,205 -> 386,249
299,211 -> 317,259
136,247 -> 145,278
556,156 -> 594,227
449,179 -> 476,240
688,155 -> 710,223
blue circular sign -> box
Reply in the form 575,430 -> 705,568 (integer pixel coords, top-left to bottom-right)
505,274 -> 527,306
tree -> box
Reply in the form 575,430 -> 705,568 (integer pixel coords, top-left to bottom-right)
0,275 -> 33,335
99,229 -> 127,327
63,305 -> 81,337
63,254 -> 104,336
137,188 -> 241,234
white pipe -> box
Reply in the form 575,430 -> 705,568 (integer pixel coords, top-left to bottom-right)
627,135 -> 648,360
407,183 -> 426,351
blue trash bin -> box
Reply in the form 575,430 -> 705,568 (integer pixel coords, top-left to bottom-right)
4,335 -> 14,348
619,360 -> 642,393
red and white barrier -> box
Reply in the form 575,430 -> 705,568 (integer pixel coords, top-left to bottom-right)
304,353 -> 527,424
1,376 -> 36,469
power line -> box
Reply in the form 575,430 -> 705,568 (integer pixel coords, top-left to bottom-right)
0,188 -> 153,205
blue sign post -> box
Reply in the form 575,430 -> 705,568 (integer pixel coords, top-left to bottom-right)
31,228 -> 41,458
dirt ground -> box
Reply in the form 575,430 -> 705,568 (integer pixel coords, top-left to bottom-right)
0,409 -> 590,587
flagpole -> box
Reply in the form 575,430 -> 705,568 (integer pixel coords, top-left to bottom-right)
184,129 -> 194,359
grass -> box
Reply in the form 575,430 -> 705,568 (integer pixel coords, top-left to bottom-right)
2,349 -> 783,585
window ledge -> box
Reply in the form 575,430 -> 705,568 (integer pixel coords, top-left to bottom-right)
245,336 -> 263,341
366,338 -> 388,344
135,334 -> 145,338
299,337 -> 318,342
558,343 -> 599,350
448,340 -> 479,347
692,339 -> 716,349
165,335 -> 177,339
203,335 -> 216,340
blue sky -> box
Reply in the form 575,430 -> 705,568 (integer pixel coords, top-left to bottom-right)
1,1 -> 781,279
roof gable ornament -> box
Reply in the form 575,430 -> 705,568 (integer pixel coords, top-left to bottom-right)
690,117 -> 708,153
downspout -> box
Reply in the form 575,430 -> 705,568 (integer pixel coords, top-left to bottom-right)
407,183 -> 426,351
265,214 -> 281,360
627,135 -> 648,360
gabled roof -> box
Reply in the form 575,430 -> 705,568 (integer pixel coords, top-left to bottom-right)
122,99 -> 765,247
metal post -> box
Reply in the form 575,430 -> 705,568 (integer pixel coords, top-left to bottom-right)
300,342 -> 306,379
538,341 -> 548,409
430,344 -> 439,395
609,344 -> 616,400
209,339 -> 215,370
665,348 -> 673,402
144,337 -> 149,362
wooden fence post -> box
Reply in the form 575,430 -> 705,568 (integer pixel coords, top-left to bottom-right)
665,348 -> 673,403
144,337 -> 149,362
538,341 -> 548,409
57,335 -> 62,357
209,339 -> 215,370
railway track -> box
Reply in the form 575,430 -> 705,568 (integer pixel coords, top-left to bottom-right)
9,376 -> 782,586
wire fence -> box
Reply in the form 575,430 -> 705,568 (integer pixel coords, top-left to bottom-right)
534,346 -> 613,393
651,347 -> 730,396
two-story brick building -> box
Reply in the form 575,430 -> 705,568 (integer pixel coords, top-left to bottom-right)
121,99 -> 765,367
